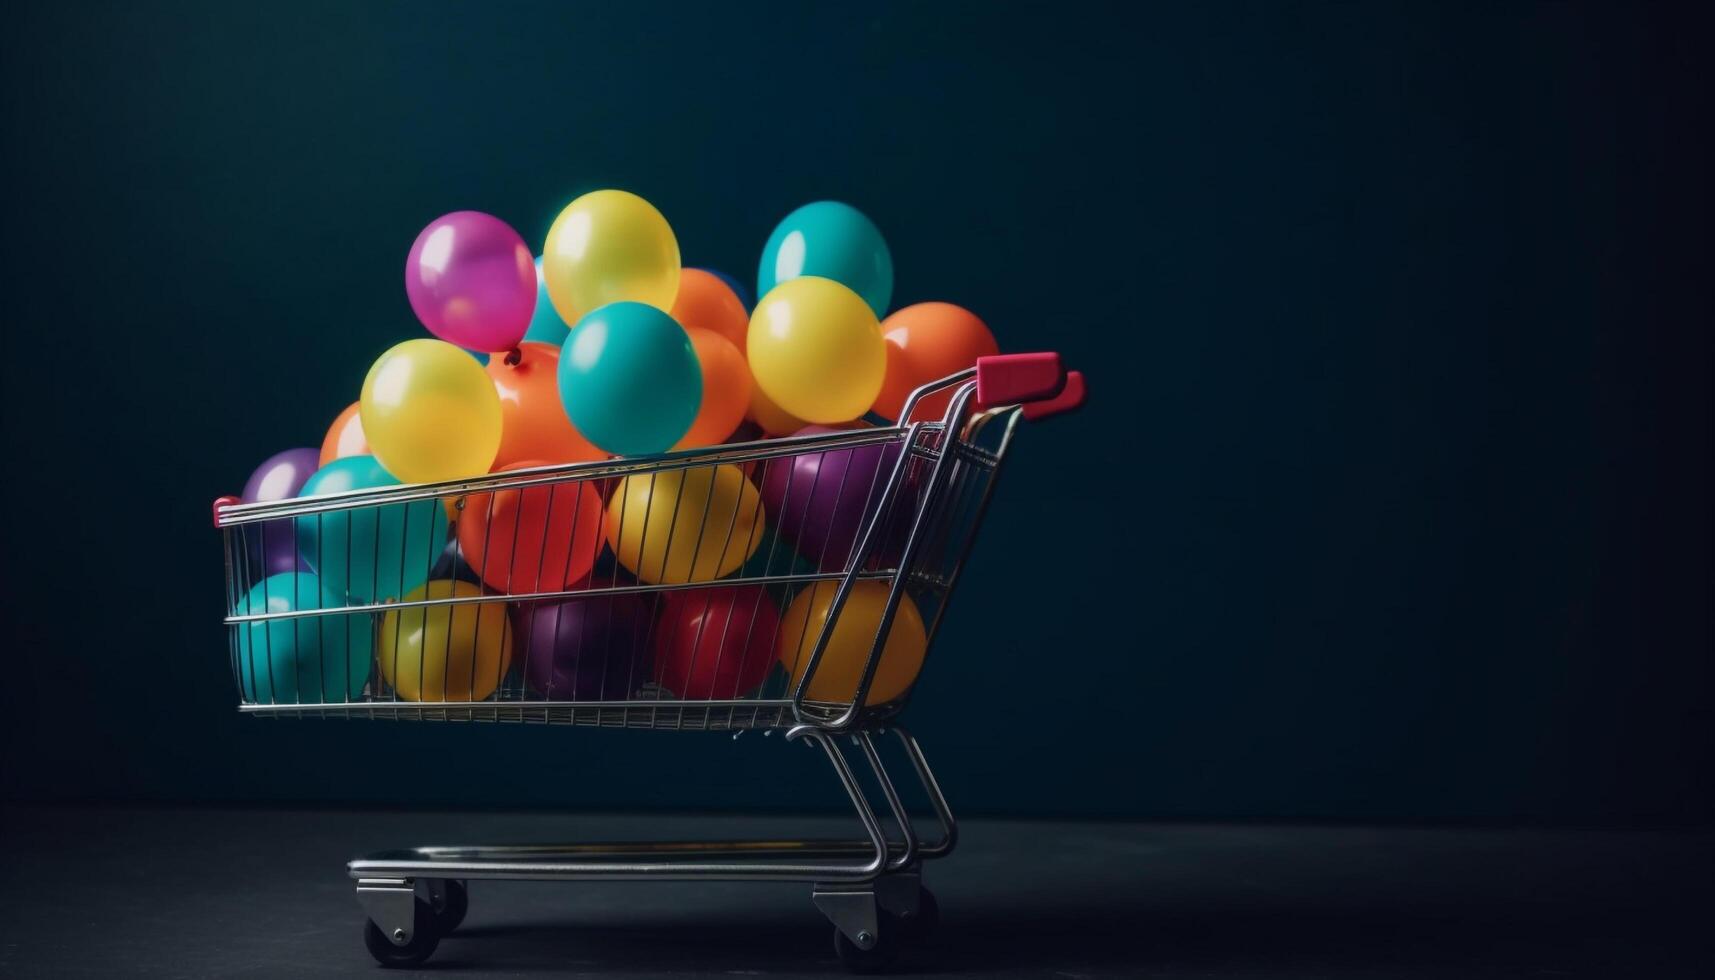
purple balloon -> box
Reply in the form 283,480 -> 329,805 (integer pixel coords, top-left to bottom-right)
404,210 -> 537,353
241,448 -> 321,577
760,426 -> 909,572
516,593 -> 654,701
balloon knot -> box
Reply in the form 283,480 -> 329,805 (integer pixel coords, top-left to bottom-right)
503,347 -> 523,366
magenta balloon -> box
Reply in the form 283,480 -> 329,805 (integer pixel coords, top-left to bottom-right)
404,210 -> 536,352
515,593 -> 654,701
241,447 -> 321,577
759,426 -> 907,572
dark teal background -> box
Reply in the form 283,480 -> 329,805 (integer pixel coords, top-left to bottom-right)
2,1 -> 1708,823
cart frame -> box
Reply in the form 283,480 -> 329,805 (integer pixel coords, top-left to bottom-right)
212,353 -> 1084,970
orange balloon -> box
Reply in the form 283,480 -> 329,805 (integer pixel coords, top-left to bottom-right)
319,402 -> 369,466
669,268 -> 749,352
675,328 -> 752,449
748,383 -> 810,436
872,302 -> 1000,422
458,461 -> 606,594
487,342 -> 603,470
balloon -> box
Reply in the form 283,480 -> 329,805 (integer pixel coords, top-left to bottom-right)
748,383 -> 810,436
516,592 -> 653,700
748,277 -> 885,423
696,267 -> 752,311
670,268 -> 749,351
541,189 -> 680,324
522,256 -> 573,347
757,201 -> 892,318
320,402 -> 369,466
404,210 -> 536,352
674,328 -> 751,449
654,586 -> 780,700
361,338 -> 503,483
295,455 -> 447,602
240,448 -> 322,577
486,342 -> 604,468
377,579 -> 513,702
557,301 -> 702,455
779,580 -> 927,706
457,461 -> 606,594
232,572 -> 373,705
873,302 -> 1000,421
760,426 -> 905,571
606,464 -> 764,584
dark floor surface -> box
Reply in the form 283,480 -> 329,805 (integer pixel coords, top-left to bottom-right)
0,806 -> 1709,978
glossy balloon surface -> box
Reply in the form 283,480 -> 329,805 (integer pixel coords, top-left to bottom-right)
319,402 -> 369,466
516,592 -> 652,700
674,328 -> 751,449
377,579 -> 512,702
295,455 -> 447,602
606,464 -> 764,583
654,586 -> 779,699
557,301 -> 701,455
779,580 -> 926,706
404,210 -> 536,352
757,201 -> 892,317
360,338 -> 503,483
458,461 -> 606,594
232,572 -> 373,705
748,276 -> 885,423
542,189 -> 679,324
487,342 -> 603,468
872,301 -> 999,421
240,448 -> 321,577
670,268 -> 749,351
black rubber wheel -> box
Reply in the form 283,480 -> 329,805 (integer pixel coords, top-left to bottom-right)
833,919 -> 899,974
362,898 -> 441,968
894,887 -> 939,943
430,879 -> 468,934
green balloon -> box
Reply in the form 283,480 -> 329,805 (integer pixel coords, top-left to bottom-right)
295,455 -> 447,602
232,572 -> 373,705
557,301 -> 702,456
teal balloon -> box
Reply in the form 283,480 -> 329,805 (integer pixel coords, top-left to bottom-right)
295,455 -> 447,602
757,201 -> 893,317
522,256 -> 572,347
558,301 -> 701,456
231,572 -> 373,705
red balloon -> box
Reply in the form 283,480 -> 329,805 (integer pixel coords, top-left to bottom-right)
458,460 -> 605,595
653,586 -> 780,700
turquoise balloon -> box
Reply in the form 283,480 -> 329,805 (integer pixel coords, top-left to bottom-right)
558,301 -> 701,456
757,201 -> 893,317
231,572 -> 374,705
295,455 -> 447,602
522,256 -> 572,347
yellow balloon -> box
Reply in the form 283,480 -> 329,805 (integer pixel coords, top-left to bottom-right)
606,464 -> 764,584
779,581 -> 927,706
747,381 -> 810,436
378,580 -> 513,702
542,189 -> 680,324
748,276 -> 885,423
361,339 -> 502,483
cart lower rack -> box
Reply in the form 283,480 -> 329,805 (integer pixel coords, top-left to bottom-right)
213,353 -> 1084,971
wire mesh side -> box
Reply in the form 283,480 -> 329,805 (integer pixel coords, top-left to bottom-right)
221,411 -> 1013,729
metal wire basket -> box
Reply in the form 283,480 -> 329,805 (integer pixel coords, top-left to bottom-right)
211,352 -> 1084,971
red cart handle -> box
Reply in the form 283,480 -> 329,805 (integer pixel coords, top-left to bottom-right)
975,353 -> 1085,419
212,495 -> 240,529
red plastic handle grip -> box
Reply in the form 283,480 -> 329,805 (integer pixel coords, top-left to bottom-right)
213,495 -> 239,529
1022,370 -> 1086,420
975,352 -> 1066,409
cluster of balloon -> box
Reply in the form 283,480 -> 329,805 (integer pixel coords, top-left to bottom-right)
234,189 -> 1001,707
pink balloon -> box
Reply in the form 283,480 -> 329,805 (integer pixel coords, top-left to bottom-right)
404,211 -> 536,352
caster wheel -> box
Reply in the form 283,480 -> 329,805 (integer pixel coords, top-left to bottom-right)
833,919 -> 899,974
895,887 -> 939,943
430,879 -> 468,934
363,898 -> 441,968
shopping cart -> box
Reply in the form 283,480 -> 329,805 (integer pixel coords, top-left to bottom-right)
212,352 -> 1085,971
